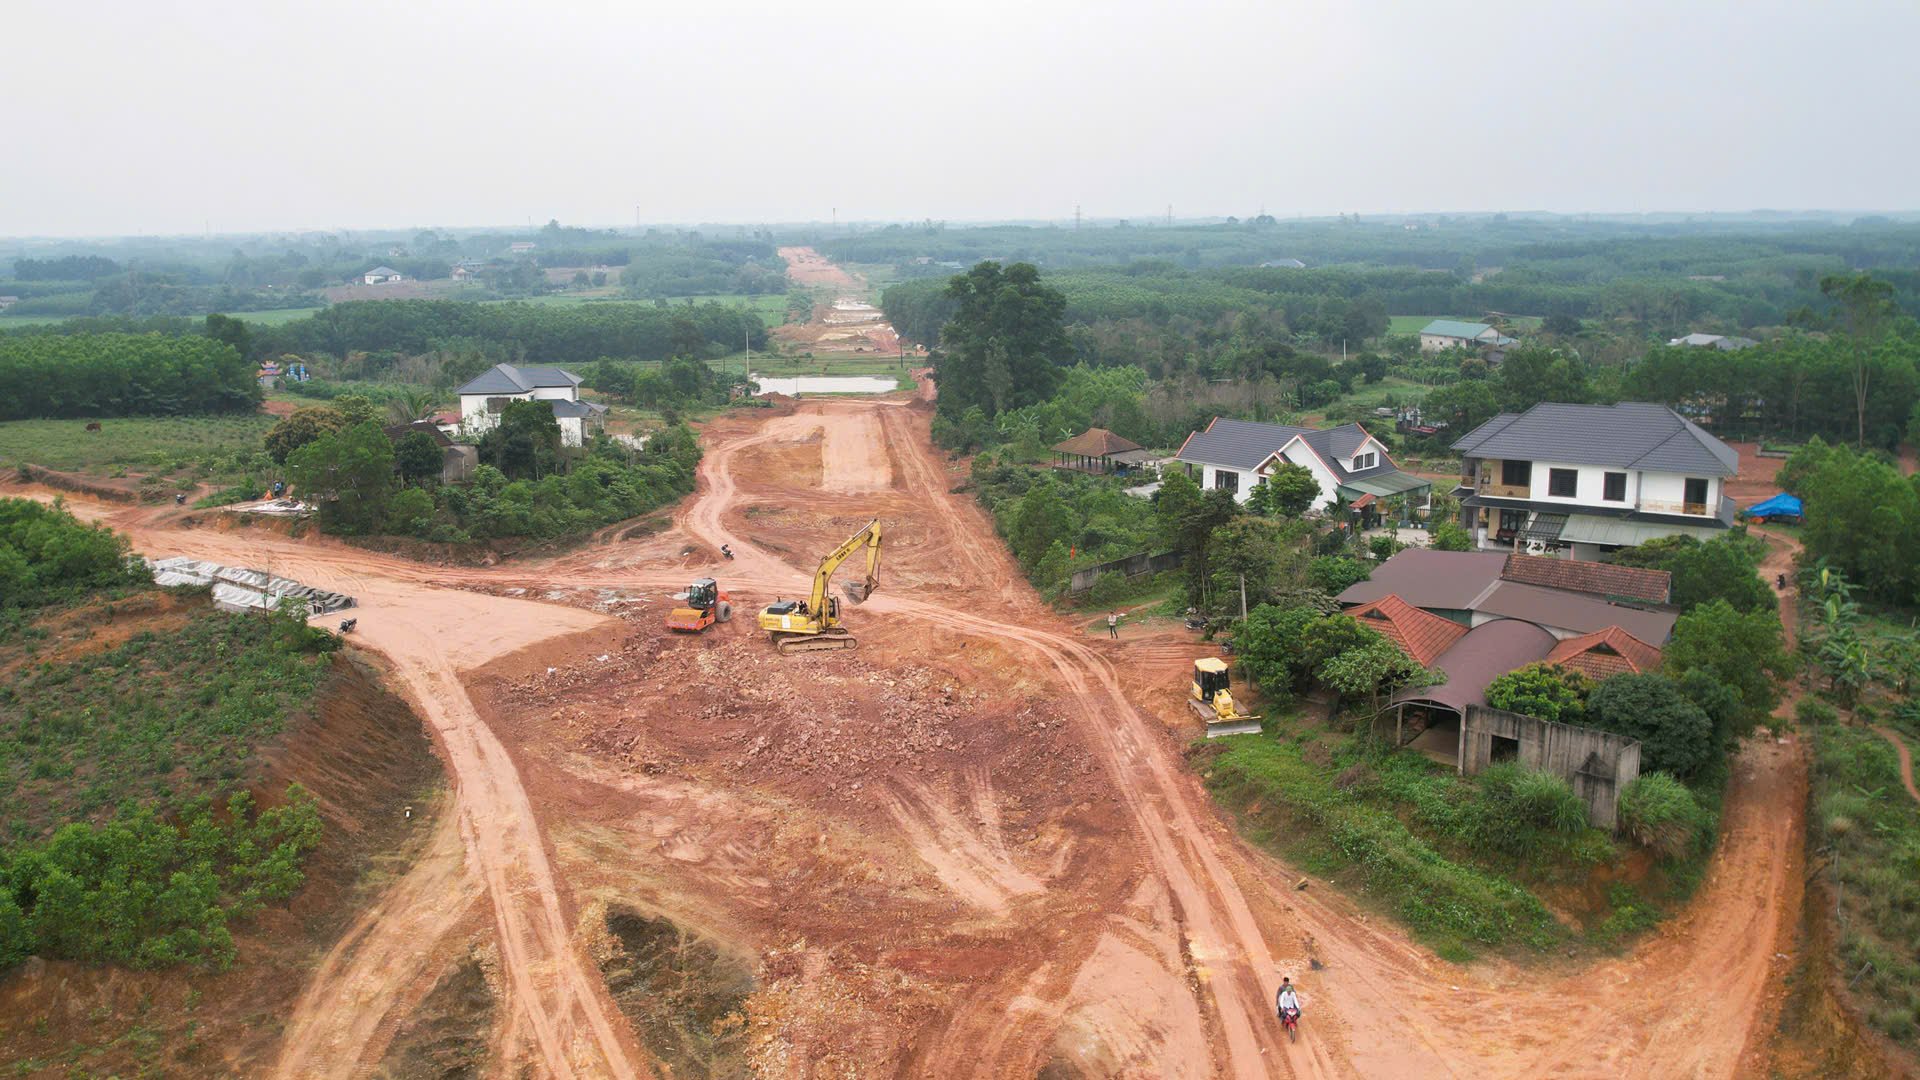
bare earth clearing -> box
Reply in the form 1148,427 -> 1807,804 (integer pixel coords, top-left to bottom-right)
1,273 -> 1816,1079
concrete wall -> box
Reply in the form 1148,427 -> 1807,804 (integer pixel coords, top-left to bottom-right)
1460,704 -> 1642,829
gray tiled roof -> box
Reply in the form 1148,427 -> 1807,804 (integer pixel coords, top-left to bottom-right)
1176,418 -> 1315,470
548,398 -> 607,419
1451,402 -> 1737,477
455,363 -> 584,396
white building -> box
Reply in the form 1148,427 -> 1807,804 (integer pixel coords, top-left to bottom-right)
1173,418 -> 1430,515
1452,402 -> 1739,560
362,265 -> 405,285
1666,332 -> 1757,351
454,364 -> 608,447
1418,319 -> 1515,353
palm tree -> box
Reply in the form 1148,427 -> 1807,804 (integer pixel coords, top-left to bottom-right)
385,388 -> 441,426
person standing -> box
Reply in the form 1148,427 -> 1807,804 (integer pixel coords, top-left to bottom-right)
1107,611 -> 1121,639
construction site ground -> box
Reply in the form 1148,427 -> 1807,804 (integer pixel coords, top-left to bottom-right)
0,303 -> 1842,1077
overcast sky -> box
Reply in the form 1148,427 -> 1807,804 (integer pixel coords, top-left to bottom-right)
5,0 -> 1918,237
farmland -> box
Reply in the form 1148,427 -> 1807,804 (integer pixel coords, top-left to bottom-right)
0,414 -> 274,483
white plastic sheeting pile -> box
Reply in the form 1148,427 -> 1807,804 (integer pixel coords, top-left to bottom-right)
146,556 -> 355,616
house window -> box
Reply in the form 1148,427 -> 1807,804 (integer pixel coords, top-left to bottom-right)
1496,509 -> 1527,537
1353,451 -> 1377,471
1684,478 -> 1709,514
1548,468 -> 1578,498
1214,470 -> 1238,494
1603,472 -> 1627,502
1500,460 -> 1531,487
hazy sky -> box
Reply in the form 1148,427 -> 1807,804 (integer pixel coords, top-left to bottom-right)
6,0 -> 1918,236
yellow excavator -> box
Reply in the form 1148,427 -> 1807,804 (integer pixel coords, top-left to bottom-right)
1191,657 -> 1262,737
758,519 -> 882,654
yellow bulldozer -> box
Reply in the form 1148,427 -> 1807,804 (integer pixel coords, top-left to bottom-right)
758,519 -> 882,654
1190,657 -> 1262,737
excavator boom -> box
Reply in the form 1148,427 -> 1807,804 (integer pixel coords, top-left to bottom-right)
759,519 -> 882,653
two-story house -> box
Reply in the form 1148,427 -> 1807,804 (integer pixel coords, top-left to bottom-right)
1174,418 -> 1430,516
455,363 -> 608,447
1452,402 -> 1739,560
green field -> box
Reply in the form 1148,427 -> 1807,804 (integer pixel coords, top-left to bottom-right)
0,413 -> 275,476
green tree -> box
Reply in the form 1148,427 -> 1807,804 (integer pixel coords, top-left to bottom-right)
393,430 -> 443,486
1494,346 -> 1590,412
1585,674 -> 1716,779
1663,599 -> 1788,723
1307,554 -> 1371,595
478,399 -> 562,480
264,405 -> 346,464
1153,469 -> 1239,607
1819,272 -> 1896,448
286,422 -> 395,534
935,261 -> 1068,420
1262,462 -> 1321,517
1661,536 -> 1775,614
384,487 -> 435,536
1430,520 -> 1474,551
1484,663 -> 1593,723
1318,635 -> 1442,716
204,313 -> 255,360
1011,481 -> 1076,566
329,394 -> 379,428
1798,445 -> 1920,601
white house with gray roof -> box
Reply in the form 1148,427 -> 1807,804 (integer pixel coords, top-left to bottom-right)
1174,418 -> 1430,515
1453,402 -> 1739,560
455,364 -> 607,447
1419,319 -> 1516,352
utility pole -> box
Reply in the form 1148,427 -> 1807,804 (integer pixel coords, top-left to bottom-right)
1239,573 -> 1248,620
1166,204 -> 1172,228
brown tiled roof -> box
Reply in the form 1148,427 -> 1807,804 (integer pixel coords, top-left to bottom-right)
1501,553 -> 1671,605
1345,594 -> 1470,666
1546,626 -> 1663,680
1052,427 -> 1143,457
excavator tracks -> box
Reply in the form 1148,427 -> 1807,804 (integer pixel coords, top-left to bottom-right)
772,631 -> 859,654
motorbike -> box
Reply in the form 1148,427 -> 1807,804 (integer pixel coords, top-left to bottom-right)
339,618 -> 358,634
721,545 -> 735,560
1280,1005 -> 1300,1043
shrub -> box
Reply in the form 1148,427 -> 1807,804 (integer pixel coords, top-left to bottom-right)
1586,674 -> 1717,780
1616,773 -> 1707,859
1485,663 -> 1592,723
1307,554 -> 1371,594
1466,764 -> 1591,857
1430,521 -> 1474,551
1795,697 -> 1840,727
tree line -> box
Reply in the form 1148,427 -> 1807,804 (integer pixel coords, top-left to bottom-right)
256,299 -> 766,364
0,333 -> 260,420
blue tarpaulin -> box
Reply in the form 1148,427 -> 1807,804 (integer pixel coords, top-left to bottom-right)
1744,493 -> 1804,520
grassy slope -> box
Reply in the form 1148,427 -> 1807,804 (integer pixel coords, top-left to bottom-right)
0,413 -> 274,476
1811,722 -> 1920,1046
0,597 -> 333,842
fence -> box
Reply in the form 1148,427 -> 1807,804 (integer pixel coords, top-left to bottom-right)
1461,704 -> 1642,830
1066,550 -> 1184,595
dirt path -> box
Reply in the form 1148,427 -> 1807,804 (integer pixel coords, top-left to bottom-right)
2,491 -> 652,1079
1872,727 -> 1920,805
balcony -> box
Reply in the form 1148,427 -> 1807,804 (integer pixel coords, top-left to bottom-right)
1473,475 -> 1531,498
1641,498 -> 1712,517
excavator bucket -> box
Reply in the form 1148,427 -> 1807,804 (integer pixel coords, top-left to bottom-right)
842,581 -> 873,604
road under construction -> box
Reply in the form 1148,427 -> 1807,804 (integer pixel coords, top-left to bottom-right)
4,381 -> 1813,1078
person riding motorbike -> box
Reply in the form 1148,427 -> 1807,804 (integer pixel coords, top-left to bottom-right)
721,544 -> 734,560
1276,978 -> 1301,1025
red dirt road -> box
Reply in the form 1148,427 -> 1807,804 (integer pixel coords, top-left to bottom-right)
2,340 -> 1812,1075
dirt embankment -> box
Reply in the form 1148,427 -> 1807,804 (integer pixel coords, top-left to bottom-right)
0,650 -> 447,1078
15,463 -> 144,503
